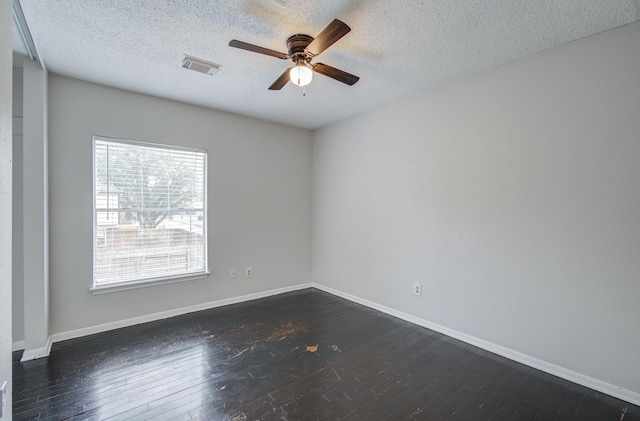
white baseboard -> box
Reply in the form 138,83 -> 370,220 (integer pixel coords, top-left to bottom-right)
20,336 -> 53,361
12,340 -> 25,352
312,282 -> 640,407
51,283 -> 313,344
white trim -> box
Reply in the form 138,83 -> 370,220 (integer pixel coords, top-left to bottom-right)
312,282 -> 640,407
52,283 -> 312,344
12,0 -> 40,62
93,134 -> 208,154
12,340 -> 25,352
20,336 -> 53,361
90,271 -> 210,294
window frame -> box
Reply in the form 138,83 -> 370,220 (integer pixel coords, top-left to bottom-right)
91,135 -> 209,294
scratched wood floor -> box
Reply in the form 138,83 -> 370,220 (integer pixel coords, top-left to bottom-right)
12,289 -> 640,421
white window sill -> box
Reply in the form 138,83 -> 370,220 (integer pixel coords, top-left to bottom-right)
90,272 -> 210,295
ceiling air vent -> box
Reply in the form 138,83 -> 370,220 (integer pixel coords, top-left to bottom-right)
181,55 -> 221,75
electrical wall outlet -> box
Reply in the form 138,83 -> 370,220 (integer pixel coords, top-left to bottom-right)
246,267 -> 252,278
230,268 -> 237,279
413,283 -> 422,296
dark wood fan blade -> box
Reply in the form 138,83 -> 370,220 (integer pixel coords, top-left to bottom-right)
229,40 -> 289,59
306,19 -> 351,56
269,68 -> 293,90
312,63 -> 359,86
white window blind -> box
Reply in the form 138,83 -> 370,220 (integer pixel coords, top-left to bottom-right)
93,136 -> 207,288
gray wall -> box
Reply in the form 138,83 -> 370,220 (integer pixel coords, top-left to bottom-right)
48,74 -> 312,336
22,59 -> 50,358
0,0 -> 13,417
313,21 -> 640,401
12,65 -> 24,347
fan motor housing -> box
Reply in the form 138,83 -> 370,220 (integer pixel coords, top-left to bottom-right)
287,34 -> 314,61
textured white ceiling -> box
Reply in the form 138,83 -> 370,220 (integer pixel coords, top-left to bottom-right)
17,0 -> 640,129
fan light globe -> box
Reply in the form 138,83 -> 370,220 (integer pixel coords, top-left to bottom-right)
290,64 -> 313,87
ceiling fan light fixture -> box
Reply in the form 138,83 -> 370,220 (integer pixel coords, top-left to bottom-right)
290,63 -> 313,87
229,19 -> 358,90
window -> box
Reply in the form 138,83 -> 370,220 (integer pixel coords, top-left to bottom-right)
92,136 -> 208,291
96,228 -> 106,247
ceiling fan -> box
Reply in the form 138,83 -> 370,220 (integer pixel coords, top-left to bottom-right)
229,19 -> 360,91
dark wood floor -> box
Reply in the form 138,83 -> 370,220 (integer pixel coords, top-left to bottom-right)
13,289 -> 640,421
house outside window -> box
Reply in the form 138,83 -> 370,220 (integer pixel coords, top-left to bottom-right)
92,136 -> 208,291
